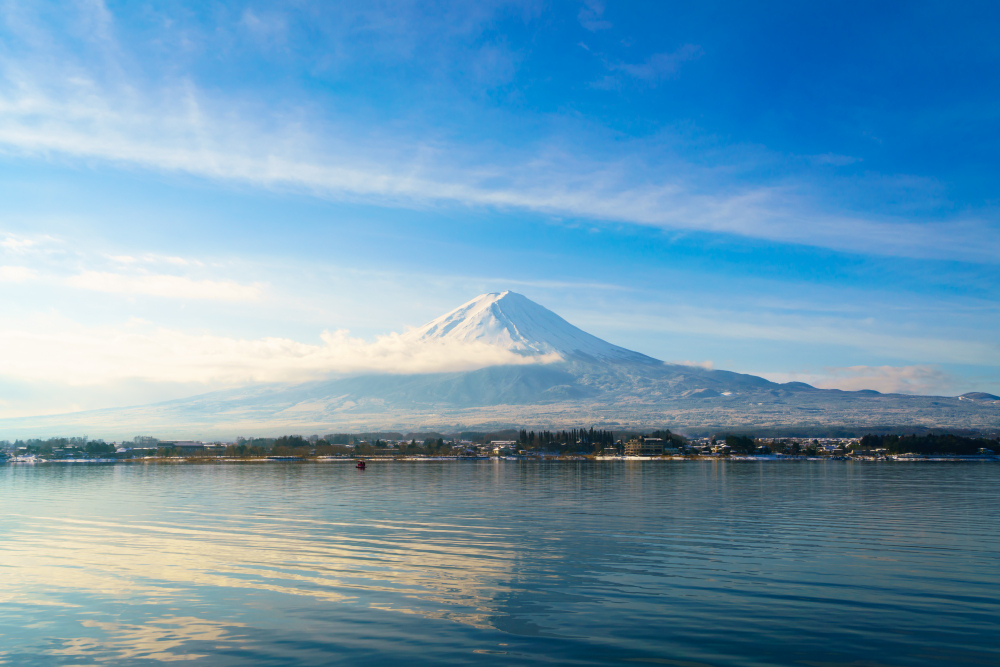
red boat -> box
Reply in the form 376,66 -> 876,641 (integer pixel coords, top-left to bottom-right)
356,460 -> 366,470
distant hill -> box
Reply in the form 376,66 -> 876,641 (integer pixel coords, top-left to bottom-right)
959,392 -> 1000,402
1,291 -> 996,439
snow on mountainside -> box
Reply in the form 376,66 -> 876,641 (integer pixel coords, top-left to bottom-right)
404,291 -> 657,363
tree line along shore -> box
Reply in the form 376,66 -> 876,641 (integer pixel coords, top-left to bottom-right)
3,430 -> 998,461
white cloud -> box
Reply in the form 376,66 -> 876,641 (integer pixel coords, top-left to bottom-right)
809,153 -> 861,166
1,233 -> 58,254
1,236 -> 35,252
65,271 -> 262,301
0,234 -> 241,300
764,365 -> 955,396
673,359 -> 714,370
578,1 -> 612,32
241,9 -> 288,45
610,45 -> 703,84
106,254 -> 200,266
0,319 -> 560,387
0,5 -> 996,262
0,265 -> 36,282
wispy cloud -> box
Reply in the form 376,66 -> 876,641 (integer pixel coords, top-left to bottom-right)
106,254 -> 200,267
0,233 -> 256,301
6,78 -> 994,263
673,359 -> 715,370
603,44 -> 703,86
0,265 -> 36,282
1,0 -> 998,281
809,153 -> 861,167
0,5 -> 995,262
65,271 -> 263,301
1,233 -> 57,254
1,237 -> 34,252
240,8 -> 288,47
578,0 -> 612,32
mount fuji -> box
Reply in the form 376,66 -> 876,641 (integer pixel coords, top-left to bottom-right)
401,291 -> 656,364
1,291 -> 997,439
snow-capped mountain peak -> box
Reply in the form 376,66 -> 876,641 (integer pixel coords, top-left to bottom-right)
402,291 -> 657,363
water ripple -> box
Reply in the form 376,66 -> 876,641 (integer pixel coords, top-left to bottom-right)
0,461 -> 997,665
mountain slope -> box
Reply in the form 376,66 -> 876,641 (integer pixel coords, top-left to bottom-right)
404,291 -> 657,363
0,291 -> 996,439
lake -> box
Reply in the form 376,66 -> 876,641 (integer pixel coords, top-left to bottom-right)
1,460 -> 997,665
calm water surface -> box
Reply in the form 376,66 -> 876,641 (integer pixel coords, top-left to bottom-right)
0,461 -> 997,666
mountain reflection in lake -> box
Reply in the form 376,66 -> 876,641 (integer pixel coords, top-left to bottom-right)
1,461 -> 998,666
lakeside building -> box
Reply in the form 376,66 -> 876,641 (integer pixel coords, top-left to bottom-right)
624,438 -> 665,456
491,440 -> 517,455
160,441 -> 206,454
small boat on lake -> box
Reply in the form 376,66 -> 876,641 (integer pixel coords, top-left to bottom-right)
356,460 -> 366,470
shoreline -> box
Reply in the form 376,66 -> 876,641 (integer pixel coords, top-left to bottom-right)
5,455 -> 999,464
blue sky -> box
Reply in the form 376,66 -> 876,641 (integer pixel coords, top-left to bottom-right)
0,0 -> 998,417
